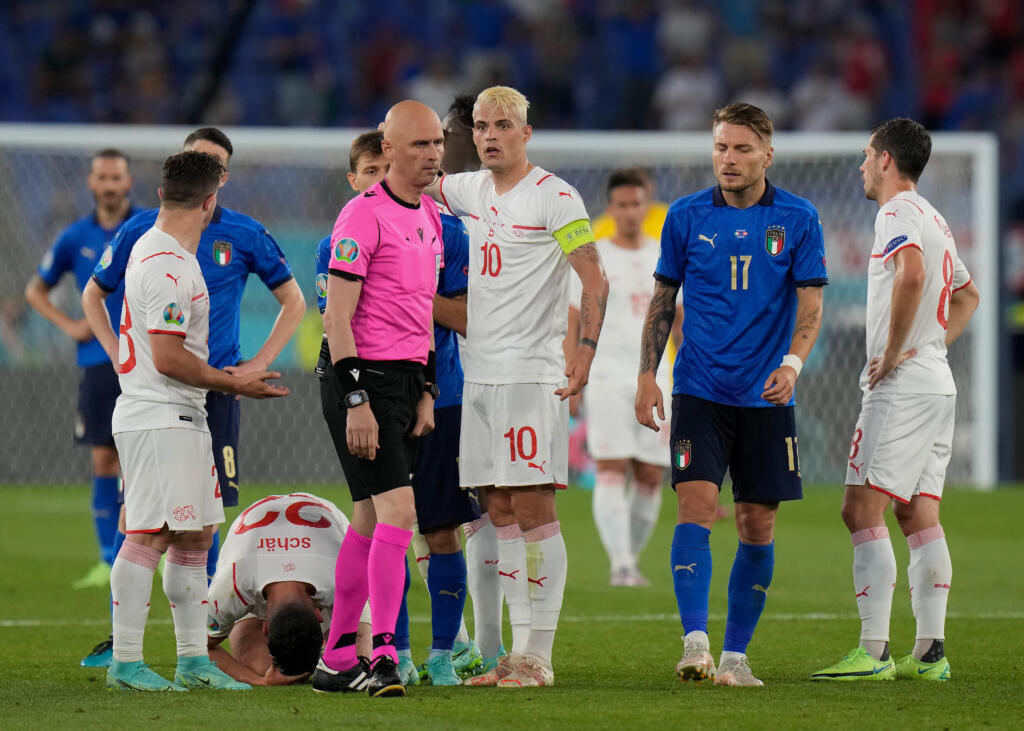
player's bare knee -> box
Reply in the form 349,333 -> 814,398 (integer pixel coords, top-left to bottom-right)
424,527 -> 460,554
841,484 -> 889,532
893,496 -> 940,536
91,445 -> 119,476
734,502 -> 778,544
632,461 -> 664,487
676,482 -> 719,527
510,485 -> 557,530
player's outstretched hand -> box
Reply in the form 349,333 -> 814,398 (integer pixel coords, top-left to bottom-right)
347,403 -> 380,460
867,348 -> 917,389
225,359 -> 269,378
556,349 -> 595,400
761,366 -> 798,405
409,392 -> 435,438
635,373 -> 664,432
234,370 -> 290,399
259,664 -> 311,686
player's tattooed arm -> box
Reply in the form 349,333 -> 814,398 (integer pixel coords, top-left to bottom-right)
558,242 -> 608,400
639,280 -> 679,375
789,285 -> 824,363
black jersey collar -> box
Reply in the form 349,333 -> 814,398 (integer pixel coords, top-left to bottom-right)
712,179 -> 775,208
380,178 -> 421,210
210,204 -> 223,224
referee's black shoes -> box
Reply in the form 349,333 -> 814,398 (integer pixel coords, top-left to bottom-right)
366,655 -> 406,697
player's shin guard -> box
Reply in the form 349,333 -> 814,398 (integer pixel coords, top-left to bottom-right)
465,515 -> 504,657
723,541 -> 774,654
852,526 -> 897,659
523,522 -> 566,665
907,525 -> 951,658
323,529 -> 372,671
411,523 -> 431,584
395,559 -> 412,654
111,541 -> 161,662
671,523 -> 712,634
427,551 -> 468,653
593,471 -> 632,573
368,522 -> 413,664
496,523 -> 530,655
205,531 -> 220,584
92,476 -> 120,565
163,547 -> 209,658
630,482 -> 662,562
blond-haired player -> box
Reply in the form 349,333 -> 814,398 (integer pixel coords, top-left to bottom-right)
429,86 -> 609,687
812,118 -> 979,682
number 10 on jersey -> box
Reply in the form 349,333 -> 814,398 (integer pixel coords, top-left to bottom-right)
480,242 -> 501,277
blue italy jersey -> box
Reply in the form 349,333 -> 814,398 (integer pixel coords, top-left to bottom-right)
93,206 -> 294,369
38,206 -> 143,368
313,214 -> 469,408
655,182 -> 828,407
434,213 -> 469,409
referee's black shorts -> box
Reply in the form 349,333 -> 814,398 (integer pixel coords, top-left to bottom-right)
321,358 -> 424,502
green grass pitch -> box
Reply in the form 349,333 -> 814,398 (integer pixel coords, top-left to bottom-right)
1,483 -> 1023,729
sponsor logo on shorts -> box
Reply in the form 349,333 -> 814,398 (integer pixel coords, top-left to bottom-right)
163,302 -> 185,326
883,235 -> 908,255
334,238 -> 359,263
315,272 -> 328,299
172,504 -> 197,522
765,226 -> 785,256
674,439 -> 692,470
98,245 -> 113,270
213,240 -> 232,266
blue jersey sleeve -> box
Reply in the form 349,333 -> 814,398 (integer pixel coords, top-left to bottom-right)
792,209 -> 829,287
438,216 -> 469,297
38,228 -> 75,286
314,235 -> 331,313
654,205 -> 687,286
248,227 -> 293,291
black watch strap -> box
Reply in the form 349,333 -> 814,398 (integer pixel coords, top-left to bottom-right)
425,383 -> 440,400
344,389 -> 369,409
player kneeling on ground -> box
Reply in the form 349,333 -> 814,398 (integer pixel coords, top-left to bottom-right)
206,493 -> 371,686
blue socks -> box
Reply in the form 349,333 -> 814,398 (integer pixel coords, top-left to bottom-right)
92,476 -> 120,565
427,551 -> 467,653
396,558 -> 412,654
206,530 -> 220,583
671,523 -> 712,634
723,541 -> 774,654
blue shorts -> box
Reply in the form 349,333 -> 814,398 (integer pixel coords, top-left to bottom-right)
670,394 -> 802,503
75,363 -> 120,447
206,390 -> 241,507
413,405 -> 481,533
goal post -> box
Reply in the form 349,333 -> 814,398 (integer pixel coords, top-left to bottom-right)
0,125 -> 998,487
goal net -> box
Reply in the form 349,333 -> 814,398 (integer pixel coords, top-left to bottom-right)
0,125 -> 997,487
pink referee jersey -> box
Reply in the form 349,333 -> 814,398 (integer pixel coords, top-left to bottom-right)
328,179 -> 443,364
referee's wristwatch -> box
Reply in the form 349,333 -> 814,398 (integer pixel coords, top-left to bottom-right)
344,389 -> 369,409
424,382 -> 440,400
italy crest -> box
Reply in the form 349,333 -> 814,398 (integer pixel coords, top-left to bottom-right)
213,240 -> 232,266
765,227 -> 785,256
674,440 -> 692,471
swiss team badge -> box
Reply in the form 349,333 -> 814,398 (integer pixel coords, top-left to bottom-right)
765,227 -> 785,256
674,440 -> 692,471
213,240 -> 232,266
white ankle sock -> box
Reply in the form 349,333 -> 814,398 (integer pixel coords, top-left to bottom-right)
523,522 -> 567,665
907,525 -> 951,659
465,515 -> 503,657
851,526 -> 896,660
496,523 -> 530,655
163,547 -> 209,658
111,541 -> 160,663
629,482 -> 662,562
593,471 -> 632,573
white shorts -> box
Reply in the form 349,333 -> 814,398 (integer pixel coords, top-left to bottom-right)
115,428 -> 224,533
460,381 -> 568,489
585,377 -> 669,466
844,392 -> 955,503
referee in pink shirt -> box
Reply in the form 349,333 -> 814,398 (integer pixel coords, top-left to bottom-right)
313,101 -> 445,698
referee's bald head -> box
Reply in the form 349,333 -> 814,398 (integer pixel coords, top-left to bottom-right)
380,100 -> 444,190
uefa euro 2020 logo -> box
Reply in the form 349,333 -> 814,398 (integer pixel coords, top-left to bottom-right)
163,302 -> 185,326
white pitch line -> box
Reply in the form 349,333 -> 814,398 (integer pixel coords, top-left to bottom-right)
3,610 -> 1023,629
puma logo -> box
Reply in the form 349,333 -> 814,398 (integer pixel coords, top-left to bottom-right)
439,588 -> 463,599
490,206 -> 498,216
528,576 -> 547,586
558,191 -> 573,199
885,211 -> 897,217
528,460 -> 547,475
416,555 -> 430,563
698,234 -> 718,248
849,461 -> 864,476
673,563 -> 696,574
752,584 -> 769,594
498,569 -> 519,580
165,273 -> 180,285
855,586 -> 870,599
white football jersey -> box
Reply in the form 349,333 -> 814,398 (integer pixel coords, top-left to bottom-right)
863,191 -> 971,395
569,236 -> 670,385
439,166 -> 593,384
112,227 -> 210,433
207,493 -> 350,638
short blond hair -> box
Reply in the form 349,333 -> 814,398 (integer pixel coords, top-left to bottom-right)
474,86 -> 530,126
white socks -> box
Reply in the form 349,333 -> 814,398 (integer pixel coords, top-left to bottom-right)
593,471 -> 632,573
111,541 -> 160,662
523,521 -> 567,665
851,526 -> 896,660
163,547 -> 209,658
907,525 -> 951,658
496,523 -> 530,655
630,482 -> 662,562
464,515 -> 503,657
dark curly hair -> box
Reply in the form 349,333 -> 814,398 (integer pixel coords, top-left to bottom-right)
267,603 -> 323,677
